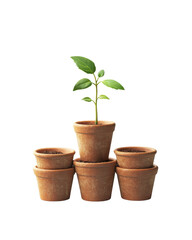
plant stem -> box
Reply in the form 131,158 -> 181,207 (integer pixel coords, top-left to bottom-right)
93,74 -> 98,124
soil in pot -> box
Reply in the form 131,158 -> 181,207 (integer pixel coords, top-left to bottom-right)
74,121 -> 115,163
114,146 -> 157,169
116,165 -> 158,201
33,166 -> 75,201
34,148 -> 75,169
74,158 -> 116,201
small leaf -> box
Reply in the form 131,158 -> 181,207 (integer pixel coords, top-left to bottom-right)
102,80 -> 125,90
82,97 -> 93,102
71,56 -> 96,74
98,70 -> 105,78
98,95 -> 109,100
73,78 -> 92,91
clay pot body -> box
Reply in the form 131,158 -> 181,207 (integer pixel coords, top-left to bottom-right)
116,165 -> 158,200
34,148 -> 75,169
33,166 -> 75,201
114,146 -> 157,169
74,159 -> 116,201
74,121 -> 115,163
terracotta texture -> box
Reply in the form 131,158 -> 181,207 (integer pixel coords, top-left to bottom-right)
34,148 -> 75,169
116,165 -> 158,200
33,166 -> 75,201
114,146 -> 157,169
74,121 -> 115,163
74,158 -> 116,201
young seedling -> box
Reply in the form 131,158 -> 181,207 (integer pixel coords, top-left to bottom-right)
71,56 -> 125,125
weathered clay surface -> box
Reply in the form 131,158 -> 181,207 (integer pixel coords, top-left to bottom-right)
114,146 -> 157,169
34,148 -> 75,169
33,166 -> 75,201
116,165 -> 158,200
74,121 -> 115,162
74,158 -> 116,201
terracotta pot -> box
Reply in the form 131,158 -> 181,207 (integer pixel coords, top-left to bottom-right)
74,158 -> 116,201
33,166 -> 75,201
74,121 -> 115,163
34,148 -> 75,169
114,146 -> 157,169
116,165 -> 158,200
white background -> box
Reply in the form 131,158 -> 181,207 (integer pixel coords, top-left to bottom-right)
0,0 -> 191,239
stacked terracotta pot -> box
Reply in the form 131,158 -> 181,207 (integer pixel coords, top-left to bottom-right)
33,126 -> 159,202
73,121 -> 116,201
33,148 -> 75,201
114,147 -> 158,200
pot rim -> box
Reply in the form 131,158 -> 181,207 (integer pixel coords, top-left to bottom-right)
34,148 -> 75,157
116,165 -> 158,177
74,120 -> 115,127
33,165 -> 75,173
114,146 -> 157,156
74,158 -> 116,168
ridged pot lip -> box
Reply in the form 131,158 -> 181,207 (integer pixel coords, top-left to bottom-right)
74,120 -> 115,127
74,158 -> 116,168
74,121 -> 115,134
33,165 -> 75,174
34,148 -> 75,158
116,165 -> 158,177
114,146 -> 157,156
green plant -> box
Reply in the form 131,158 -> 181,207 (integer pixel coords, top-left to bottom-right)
71,56 -> 125,125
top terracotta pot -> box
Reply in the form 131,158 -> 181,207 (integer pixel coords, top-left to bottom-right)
34,148 -> 75,169
114,146 -> 157,169
74,121 -> 115,162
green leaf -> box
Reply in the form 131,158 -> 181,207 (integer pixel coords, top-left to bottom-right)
82,97 -> 93,102
102,80 -> 125,90
73,78 -> 92,91
98,70 -> 105,78
98,95 -> 109,100
71,56 -> 96,74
